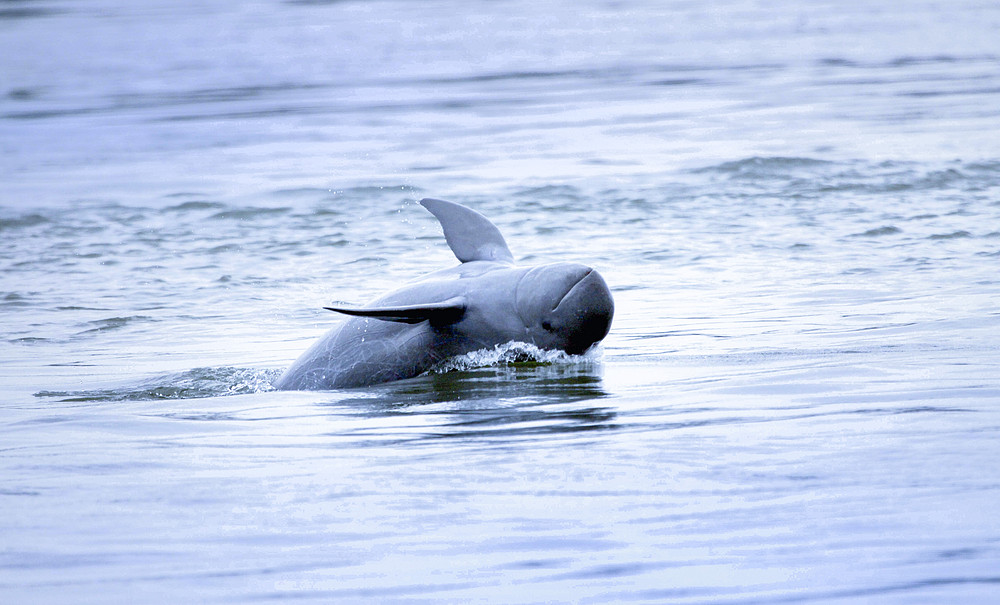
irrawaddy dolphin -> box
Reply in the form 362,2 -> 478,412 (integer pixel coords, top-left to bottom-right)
273,198 -> 614,390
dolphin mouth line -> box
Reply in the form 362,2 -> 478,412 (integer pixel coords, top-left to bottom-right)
553,268 -> 594,312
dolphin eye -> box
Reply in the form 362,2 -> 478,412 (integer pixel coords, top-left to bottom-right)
541,320 -> 555,332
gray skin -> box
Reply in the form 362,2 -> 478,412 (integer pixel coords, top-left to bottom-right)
273,198 -> 614,390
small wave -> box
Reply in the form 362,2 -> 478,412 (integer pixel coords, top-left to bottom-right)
965,160 -> 1000,172
76,316 -> 154,335
429,342 -> 593,375
35,367 -> 281,402
513,184 -> 585,202
9,336 -> 49,344
853,226 -> 902,237
2,292 -> 32,307
692,156 -> 833,177
162,200 -> 226,212
690,158 -> 1000,197
205,243 -> 243,254
0,6 -> 64,21
828,162 -> 995,194
209,206 -> 292,220
0,213 -> 49,231
929,230 -> 973,240
271,187 -> 337,199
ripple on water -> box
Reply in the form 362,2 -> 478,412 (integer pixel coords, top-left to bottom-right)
0,213 -> 50,231
209,207 -> 292,221
34,367 -> 280,402
1,292 -> 34,307
929,230 -> 973,240
692,156 -> 836,179
854,226 -> 903,237
161,200 -> 227,213
75,316 -> 156,336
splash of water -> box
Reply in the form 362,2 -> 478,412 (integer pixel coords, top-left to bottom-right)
35,367 -> 280,402
429,341 -> 597,375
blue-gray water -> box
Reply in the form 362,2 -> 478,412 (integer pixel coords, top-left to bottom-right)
3,1 -> 1000,603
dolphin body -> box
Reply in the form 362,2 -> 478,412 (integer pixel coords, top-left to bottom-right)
273,198 -> 614,390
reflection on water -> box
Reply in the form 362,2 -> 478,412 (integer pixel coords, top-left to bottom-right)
338,363 -> 616,441
365,364 -> 610,408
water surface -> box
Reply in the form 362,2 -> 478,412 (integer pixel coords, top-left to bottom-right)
3,1 -> 1000,603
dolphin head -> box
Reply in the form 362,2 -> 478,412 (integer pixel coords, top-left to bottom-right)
515,262 -> 614,355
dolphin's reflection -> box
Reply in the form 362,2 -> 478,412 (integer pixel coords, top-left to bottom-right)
332,363 -> 617,441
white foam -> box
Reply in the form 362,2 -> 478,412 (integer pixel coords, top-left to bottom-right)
429,341 -> 598,375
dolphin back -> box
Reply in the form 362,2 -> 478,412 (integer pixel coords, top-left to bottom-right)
273,316 -> 456,389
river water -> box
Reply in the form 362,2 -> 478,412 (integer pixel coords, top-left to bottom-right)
3,0 -> 1000,603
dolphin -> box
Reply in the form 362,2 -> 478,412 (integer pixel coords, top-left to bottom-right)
273,198 -> 614,390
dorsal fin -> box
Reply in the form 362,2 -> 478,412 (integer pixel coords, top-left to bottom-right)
419,198 -> 514,264
324,296 -> 466,327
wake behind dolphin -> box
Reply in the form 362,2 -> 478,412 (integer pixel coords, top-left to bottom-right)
274,198 -> 614,390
